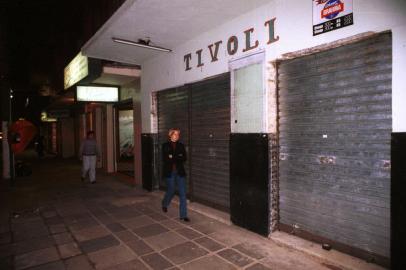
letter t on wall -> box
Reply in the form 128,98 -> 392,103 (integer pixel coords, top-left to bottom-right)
184,53 -> 192,71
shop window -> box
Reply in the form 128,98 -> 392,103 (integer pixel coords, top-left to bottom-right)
230,52 -> 265,133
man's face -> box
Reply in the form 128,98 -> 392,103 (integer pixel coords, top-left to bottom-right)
88,133 -> 94,139
170,131 -> 180,142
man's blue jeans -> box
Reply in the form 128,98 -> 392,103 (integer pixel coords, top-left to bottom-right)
162,172 -> 187,218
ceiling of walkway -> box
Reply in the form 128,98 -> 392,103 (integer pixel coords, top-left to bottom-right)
82,0 -> 272,65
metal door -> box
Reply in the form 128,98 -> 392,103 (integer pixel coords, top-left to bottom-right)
157,86 -> 190,189
278,33 -> 391,257
157,74 -> 230,211
190,73 -> 230,210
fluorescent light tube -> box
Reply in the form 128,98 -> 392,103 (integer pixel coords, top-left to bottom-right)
112,38 -> 172,52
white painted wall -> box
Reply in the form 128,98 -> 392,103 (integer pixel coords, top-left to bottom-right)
141,0 -> 406,133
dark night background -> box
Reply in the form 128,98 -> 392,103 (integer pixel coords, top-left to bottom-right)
0,0 -> 124,125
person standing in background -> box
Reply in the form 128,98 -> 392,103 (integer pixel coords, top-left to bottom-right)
79,131 -> 100,184
161,128 -> 190,222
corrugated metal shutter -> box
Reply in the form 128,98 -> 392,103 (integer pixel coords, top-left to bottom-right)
156,74 -> 230,211
278,33 -> 391,257
190,73 -> 231,210
157,86 -> 190,190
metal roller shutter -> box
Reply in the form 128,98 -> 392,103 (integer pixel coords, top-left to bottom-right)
190,73 -> 231,210
156,73 -> 230,211
157,86 -> 190,190
278,33 -> 391,257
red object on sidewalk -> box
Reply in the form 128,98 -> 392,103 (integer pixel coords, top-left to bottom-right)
9,119 -> 37,154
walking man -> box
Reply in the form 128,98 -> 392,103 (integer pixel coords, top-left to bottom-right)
79,131 -> 100,184
161,128 -> 190,222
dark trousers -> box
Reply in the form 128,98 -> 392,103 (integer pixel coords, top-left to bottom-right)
162,172 -> 187,218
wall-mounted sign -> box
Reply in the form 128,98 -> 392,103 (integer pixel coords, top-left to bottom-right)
64,52 -> 89,89
183,18 -> 279,72
76,86 -> 119,102
41,111 -> 57,122
313,0 -> 353,36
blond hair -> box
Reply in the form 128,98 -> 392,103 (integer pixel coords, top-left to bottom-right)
168,128 -> 180,137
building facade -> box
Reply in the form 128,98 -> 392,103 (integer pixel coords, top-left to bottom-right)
81,0 -> 406,267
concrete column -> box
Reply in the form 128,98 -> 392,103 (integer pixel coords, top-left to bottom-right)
133,97 -> 142,186
95,107 -> 103,169
61,118 -> 75,158
2,121 -> 10,179
106,105 -> 115,173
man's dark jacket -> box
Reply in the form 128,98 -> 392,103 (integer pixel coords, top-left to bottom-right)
162,141 -> 187,177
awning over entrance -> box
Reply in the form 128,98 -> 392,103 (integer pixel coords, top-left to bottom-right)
82,0 -> 271,65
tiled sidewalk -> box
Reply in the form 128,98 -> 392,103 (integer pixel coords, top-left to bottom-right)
1,157 -> 333,270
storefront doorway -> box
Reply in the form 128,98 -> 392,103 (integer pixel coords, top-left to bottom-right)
157,73 -> 231,212
277,33 -> 391,261
116,102 -> 134,176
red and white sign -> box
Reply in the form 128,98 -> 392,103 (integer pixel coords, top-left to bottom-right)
313,0 -> 353,36
313,0 -> 353,25
321,2 -> 344,18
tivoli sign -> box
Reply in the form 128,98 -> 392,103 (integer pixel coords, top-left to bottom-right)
184,18 -> 279,71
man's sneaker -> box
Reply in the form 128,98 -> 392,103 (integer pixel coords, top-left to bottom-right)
162,207 -> 168,213
90,181 -> 96,184
180,217 -> 190,222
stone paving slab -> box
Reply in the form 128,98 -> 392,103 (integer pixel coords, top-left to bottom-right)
217,248 -> 254,268
28,260 -> 66,270
147,212 -> 169,222
190,220 -> 228,235
194,236 -> 225,252
210,228 -> 247,247
141,252 -> 173,270
72,225 -> 110,242
104,259 -> 149,270
105,223 -> 126,233
94,214 -> 115,225
79,235 -> 120,254
49,224 -> 68,235
58,242 -> 82,259
121,216 -> 156,230
133,223 -> 169,238
232,242 -> 268,260
161,241 -> 208,265
144,231 -> 188,251
175,227 -> 203,240
68,218 -> 99,232
245,263 -> 273,270
125,239 -> 154,256
13,225 -> 49,242
87,245 -> 136,269
53,232 -> 74,245
180,255 -> 237,270
12,235 -> 55,255
109,210 -> 142,221
160,219 -> 185,230
44,217 -> 64,226
65,255 -> 94,270
113,230 -> 139,243
14,247 -> 60,270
